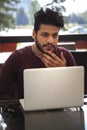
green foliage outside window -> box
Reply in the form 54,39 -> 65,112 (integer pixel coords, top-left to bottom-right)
0,0 -> 20,30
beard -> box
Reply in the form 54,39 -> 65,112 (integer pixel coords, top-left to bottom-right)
35,38 -> 57,55
35,39 -> 45,53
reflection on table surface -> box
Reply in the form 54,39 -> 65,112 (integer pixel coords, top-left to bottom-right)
0,101 -> 87,130
24,108 -> 84,130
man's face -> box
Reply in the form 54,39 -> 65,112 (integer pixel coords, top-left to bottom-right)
33,24 -> 60,54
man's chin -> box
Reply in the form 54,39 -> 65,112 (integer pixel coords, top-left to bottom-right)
44,49 -> 54,53
43,50 -> 53,56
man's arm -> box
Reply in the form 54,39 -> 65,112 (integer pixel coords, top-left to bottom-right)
0,51 -> 20,99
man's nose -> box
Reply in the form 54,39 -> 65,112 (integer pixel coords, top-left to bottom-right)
47,36 -> 54,43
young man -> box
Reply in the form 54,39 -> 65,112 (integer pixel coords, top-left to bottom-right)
0,7 -> 76,100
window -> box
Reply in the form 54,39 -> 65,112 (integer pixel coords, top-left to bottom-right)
0,0 -> 87,36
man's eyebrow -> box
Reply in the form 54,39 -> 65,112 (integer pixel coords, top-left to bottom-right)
41,32 -> 49,34
52,32 -> 58,36
53,32 -> 58,34
41,32 -> 58,34
40,32 -> 49,35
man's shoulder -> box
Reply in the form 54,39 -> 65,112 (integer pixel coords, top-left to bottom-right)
9,45 -> 32,60
16,45 -> 32,55
57,46 -> 72,57
57,46 -> 69,52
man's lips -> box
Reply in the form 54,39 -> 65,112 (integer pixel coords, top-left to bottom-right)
43,44 -> 55,51
43,46 -> 53,50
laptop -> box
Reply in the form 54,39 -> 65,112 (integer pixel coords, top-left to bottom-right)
20,66 -> 84,111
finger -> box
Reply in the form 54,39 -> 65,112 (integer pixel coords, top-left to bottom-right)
45,51 -> 57,60
41,57 -> 54,67
43,54 -> 55,63
43,52 -> 61,65
60,52 -> 66,61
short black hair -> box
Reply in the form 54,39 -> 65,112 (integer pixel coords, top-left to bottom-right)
34,7 -> 64,32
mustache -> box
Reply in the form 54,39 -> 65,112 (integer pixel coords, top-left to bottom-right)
42,43 -> 56,48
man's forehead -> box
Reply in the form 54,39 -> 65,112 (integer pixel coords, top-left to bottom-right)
39,24 -> 59,29
38,24 -> 60,33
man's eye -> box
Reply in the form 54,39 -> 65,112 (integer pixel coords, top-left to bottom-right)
41,33 -> 48,37
52,34 -> 58,38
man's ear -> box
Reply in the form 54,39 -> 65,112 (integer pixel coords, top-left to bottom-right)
32,30 -> 36,40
